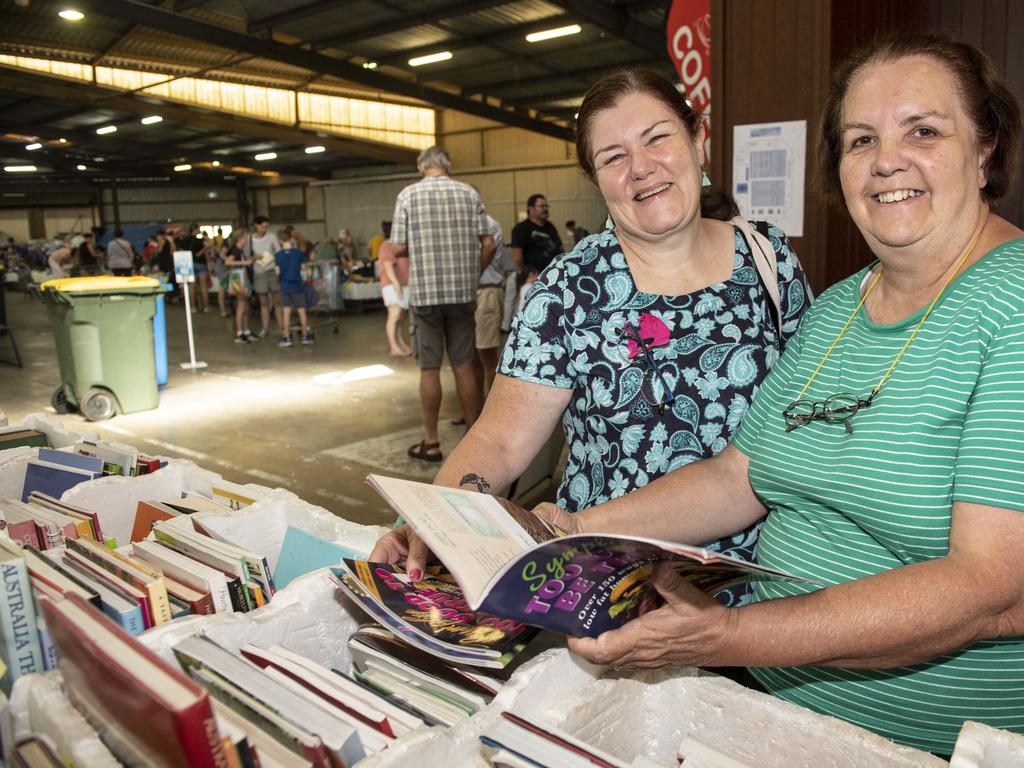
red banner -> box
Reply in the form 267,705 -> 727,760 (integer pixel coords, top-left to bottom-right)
666,0 -> 712,156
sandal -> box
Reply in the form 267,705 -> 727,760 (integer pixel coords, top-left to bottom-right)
407,441 -> 443,462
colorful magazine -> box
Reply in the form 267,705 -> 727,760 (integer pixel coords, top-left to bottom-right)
364,475 -> 810,639
332,561 -> 533,669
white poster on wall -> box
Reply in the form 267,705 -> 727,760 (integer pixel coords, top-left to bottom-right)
732,120 -> 806,236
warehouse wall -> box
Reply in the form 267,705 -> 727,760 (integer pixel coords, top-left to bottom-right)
100,184 -> 238,227
0,206 -> 97,241
320,107 -> 606,258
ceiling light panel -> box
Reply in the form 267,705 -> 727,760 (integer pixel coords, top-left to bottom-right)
408,51 -> 453,67
525,24 -> 582,43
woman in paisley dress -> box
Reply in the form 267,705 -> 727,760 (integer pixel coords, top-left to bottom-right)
371,69 -> 811,604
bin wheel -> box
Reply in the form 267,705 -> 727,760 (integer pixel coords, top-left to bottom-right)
51,386 -> 75,414
80,388 -> 118,421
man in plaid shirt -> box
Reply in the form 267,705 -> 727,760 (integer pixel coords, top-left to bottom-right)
390,146 -> 495,463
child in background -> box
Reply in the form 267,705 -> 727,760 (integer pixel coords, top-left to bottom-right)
274,237 -> 312,347
223,229 -> 255,343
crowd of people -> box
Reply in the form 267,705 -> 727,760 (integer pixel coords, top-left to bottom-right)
4,218 -> 384,347
372,31 -> 1024,758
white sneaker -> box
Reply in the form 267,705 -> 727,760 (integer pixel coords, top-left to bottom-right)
258,328 -> 269,339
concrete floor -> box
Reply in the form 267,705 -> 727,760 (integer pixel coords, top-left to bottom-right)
0,286 -> 489,528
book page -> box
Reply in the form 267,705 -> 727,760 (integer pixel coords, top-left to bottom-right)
368,475 -> 553,603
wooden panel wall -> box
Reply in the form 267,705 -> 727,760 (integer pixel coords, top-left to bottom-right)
922,0 -> 1024,228
712,0 -> 1024,293
710,0 -> 832,294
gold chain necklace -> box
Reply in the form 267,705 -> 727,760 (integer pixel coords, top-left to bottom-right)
792,230 -> 983,405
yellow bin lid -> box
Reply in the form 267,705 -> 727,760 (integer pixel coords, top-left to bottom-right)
40,275 -> 161,293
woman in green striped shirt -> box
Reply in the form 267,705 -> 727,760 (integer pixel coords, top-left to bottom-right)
549,33 -> 1024,755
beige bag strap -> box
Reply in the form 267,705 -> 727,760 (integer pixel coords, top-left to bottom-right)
731,216 -> 782,334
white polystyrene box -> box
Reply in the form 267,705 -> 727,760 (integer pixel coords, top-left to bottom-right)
950,721 -> 1024,767
139,567 -> 364,672
364,643 -> 949,768
185,487 -> 389,573
0,413 -> 97,500
10,671 -> 120,767
545,665 -> 945,768
61,459 -> 270,546
13,412 -> 97,449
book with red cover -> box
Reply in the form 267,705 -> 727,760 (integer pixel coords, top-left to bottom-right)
136,455 -> 162,476
131,500 -> 181,543
40,592 -> 229,768
164,574 -> 216,616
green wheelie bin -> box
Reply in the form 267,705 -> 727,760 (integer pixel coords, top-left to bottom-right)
38,276 -> 163,421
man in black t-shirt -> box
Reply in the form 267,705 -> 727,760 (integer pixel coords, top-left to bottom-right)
510,193 -> 562,278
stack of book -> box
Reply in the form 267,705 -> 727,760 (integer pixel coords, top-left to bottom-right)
1,491 -> 104,549
41,592 -> 231,768
0,428 -> 47,451
20,448 -> 105,504
329,474 -> 809,736
143,517 -> 275,612
347,624 -> 502,726
480,710 -> 634,768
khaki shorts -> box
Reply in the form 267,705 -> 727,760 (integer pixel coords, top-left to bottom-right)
411,302 -> 476,369
252,269 -> 279,294
475,285 -> 504,349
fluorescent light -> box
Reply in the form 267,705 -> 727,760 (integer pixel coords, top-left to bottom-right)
58,9 -> 84,21
4,165 -> 37,172
96,125 -> 117,135
254,152 -> 277,161
362,61 -> 378,70
141,115 -> 163,125
76,164 -> 87,170
304,146 -> 325,154
408,51 -> 452,67
525,24 -> 582,43
173,164 -> 192,172
25,143 -> 42,151
211,160 -> 220,167
93,157 -> 104,162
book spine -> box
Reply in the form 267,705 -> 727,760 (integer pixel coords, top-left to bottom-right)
0,559 -> 45,692
99,599 -> 146,636
36,616 -> 59,671
144,577 -> 173,626
175,701 -> 232,768
195,592 -> 216,616
226,577 -> 248,613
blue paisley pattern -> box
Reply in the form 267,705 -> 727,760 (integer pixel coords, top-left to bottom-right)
500,223 -> 810,605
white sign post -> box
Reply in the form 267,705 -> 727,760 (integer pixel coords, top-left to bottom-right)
173,250 -> 207,370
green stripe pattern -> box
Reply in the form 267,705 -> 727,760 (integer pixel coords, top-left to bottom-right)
732,238 -> 1024,755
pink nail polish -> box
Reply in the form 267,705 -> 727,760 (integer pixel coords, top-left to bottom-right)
409,569 -> 422,581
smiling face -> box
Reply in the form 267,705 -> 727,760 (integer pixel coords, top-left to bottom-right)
838,55 -> 991,254
589,91 -> 704,242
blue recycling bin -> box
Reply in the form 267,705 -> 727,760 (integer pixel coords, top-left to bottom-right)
153,292 -> 168,386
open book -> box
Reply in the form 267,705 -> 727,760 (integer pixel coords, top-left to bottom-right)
362,475 -> 807,639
